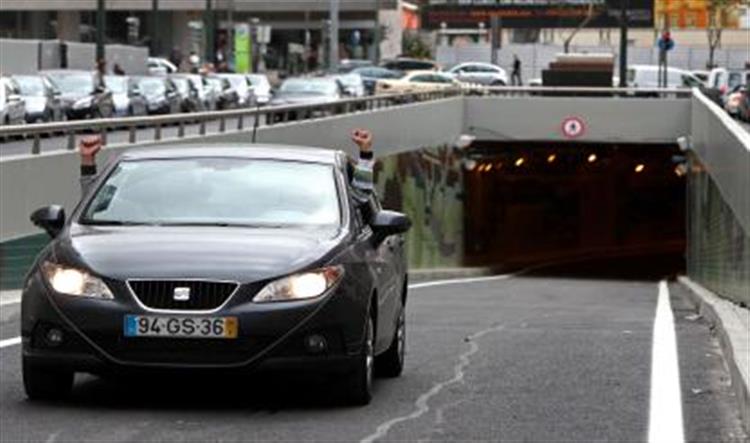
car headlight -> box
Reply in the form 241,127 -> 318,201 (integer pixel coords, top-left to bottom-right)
253,266 -> 344,303
41,261 -> 114,299
72,97 -> 93,109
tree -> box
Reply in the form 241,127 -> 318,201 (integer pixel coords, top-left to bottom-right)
559,1 -> 598,53
706,0 -> 741,68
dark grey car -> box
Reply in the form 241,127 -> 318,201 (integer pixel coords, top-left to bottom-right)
134,76 -> 182,115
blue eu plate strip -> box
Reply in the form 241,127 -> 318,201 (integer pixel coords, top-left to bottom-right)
124,315 -> 138,337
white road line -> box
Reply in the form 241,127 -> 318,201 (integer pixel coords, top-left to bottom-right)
408,273 -> 513,290
648,281 -> 685,443
0,298 -> 21,307
0,337 -> 21,349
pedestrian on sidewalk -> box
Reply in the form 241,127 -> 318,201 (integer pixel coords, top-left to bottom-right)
511,54 -> 523,86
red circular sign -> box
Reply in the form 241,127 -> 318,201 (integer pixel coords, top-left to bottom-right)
561,117 -> 586,139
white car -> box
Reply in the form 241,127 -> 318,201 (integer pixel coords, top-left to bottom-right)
246,74 -> 272,105
707,67 -> 748,95
147,57 -> 178,76
626,65 -> 703,89
445,62 -> 508,86
215,73 -> 255,107
0,77 -> 26,125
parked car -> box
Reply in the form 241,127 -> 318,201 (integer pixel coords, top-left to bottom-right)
169,75 -> 204,112
23,145 -> 411,405
215,73 -> 255,107
334,73 -> 366,97
381,58 -> 440,73
147,57 -> 178,76
337,59 -> 374,73
206,76 -> 239,110
351,67 -> 404,95
690,70 -> 710,86
271,77 -> 343,107
104,76 -> 147,117
626,65 -> 703,89
175,73 -> 214,110
41,70 -> 114,120
445,62 -> 509,86
724,84 -> 747,119
12,74 -> 64,123
133,76 -> 182,115
246,74 -> 272,105
375,70 -> 460,95
707,67 -> 748,98
0,76 -> 26,125
736,84 -> 750,122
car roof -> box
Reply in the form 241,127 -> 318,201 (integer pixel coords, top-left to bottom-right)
118,144 -> 344,165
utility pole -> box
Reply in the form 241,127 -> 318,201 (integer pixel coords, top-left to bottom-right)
373,0 -> 380,63
205,0 -> 215,65
329,0 -> 339,71
618,0 -> 628,87
151,0 -> 159,56
96,0 -> 106,61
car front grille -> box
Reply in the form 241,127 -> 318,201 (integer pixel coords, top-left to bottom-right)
128,280 -> 239,311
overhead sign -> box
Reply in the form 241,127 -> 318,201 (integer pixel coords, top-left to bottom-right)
561,116 -> 586,139
423,0 -> 655,29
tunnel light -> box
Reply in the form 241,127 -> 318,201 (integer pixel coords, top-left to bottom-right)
634,164 -> 645,173
587,153 -> 597,163
547,154 -> 556,163
485,164 -> 493,172
514,157 -> 525,167
674,165 -> 686,177
463,159 -> 477,171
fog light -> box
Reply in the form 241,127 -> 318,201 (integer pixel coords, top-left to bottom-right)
45,328 -> 64,346
305,334 -> 327,354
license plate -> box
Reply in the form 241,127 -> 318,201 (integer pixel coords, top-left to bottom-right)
124,315 -> 238,339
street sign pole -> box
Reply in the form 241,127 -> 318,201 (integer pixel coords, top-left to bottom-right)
490,15 -> 502,66
618,0 -> 628,88
329,0 -> 339,72
151,0 -> 159,56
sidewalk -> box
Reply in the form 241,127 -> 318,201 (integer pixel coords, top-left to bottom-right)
679,276 -> 750,434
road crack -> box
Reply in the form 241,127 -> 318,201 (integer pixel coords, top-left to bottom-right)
359,323 -> 505,443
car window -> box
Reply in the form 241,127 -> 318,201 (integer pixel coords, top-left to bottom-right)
712,72 -> 725,88
681,74 -> 702,88
728,72 -> 743,89
410,75 -> 432,83
82,158 -> 342,228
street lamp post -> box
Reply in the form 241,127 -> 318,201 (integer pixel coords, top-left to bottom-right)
618,0 -> 629,88
151,0 -> 159,56
205,0 -> 215,65
329,0 -> 339,71
96,0 -> 106,61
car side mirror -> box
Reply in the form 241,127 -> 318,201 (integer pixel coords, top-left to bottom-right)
30,205 -> 65,238
371,210 -> 411,243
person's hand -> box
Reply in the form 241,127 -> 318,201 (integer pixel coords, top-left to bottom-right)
79,135 -> 102,166
351,128 -> 372,153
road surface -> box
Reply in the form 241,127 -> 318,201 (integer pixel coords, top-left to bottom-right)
0,261 -> 746,442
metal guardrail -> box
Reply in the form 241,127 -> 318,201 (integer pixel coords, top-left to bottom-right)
0,89 -> 462,155
0,86 -> 692,156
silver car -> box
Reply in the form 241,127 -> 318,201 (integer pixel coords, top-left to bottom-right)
0,77 -> 26,125
215,73 -> 255,107
13,75 -> 64,123
104,76 -> 147,117
246,74 -> 272,105
445,62 -> 509,86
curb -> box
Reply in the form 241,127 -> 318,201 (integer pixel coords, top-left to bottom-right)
678,276 -> 750,434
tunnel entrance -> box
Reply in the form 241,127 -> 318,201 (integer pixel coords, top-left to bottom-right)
463,142 -> 686,276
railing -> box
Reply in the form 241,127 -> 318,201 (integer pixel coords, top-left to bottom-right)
0,89 -> 462,156
0,86 -> 693,156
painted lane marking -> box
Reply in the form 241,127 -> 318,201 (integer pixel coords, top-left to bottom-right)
647,281 -> 685,443
408,274 -> 512,290
0,337 -> 21,349
0,297 -> 22,307
360,324 -> 506,443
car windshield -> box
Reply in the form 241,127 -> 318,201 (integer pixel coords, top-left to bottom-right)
171,78 -> 190,94
47,73 -> 93,94
14,76 -> 46,96
104,76 -> 128,93
138,78 -> 166,96
81,158 -> 341,228
353,67 -> 404,79
279,79 -> 337,96
246,75 -> 270,91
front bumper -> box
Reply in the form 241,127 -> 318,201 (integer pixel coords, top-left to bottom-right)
66,106 -> 94,120
21,271 -> 368,374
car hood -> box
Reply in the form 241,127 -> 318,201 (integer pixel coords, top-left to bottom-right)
54,224 -> 343,283
60,92 -> 89,102
23,96 -> 47,113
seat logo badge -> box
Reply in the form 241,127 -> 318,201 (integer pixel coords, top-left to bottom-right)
173,287 -> 191,301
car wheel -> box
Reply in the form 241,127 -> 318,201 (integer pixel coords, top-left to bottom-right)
23,357 -> 74,401
376,305 -> 405,378
491,80 -> 506,86
345,314 -> 374,405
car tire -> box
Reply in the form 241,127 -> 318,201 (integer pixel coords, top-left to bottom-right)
344,314 -> 374,406
23,357 -> 74,401
376,305 -> 405,378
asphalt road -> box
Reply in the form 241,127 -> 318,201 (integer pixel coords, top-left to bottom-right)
0,265 -> 746,442
0,116 -> 259,158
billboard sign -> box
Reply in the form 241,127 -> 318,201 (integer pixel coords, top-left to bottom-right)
423,0 -> 655,29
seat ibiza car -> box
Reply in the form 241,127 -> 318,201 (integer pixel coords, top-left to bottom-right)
22,145 -> 411,405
